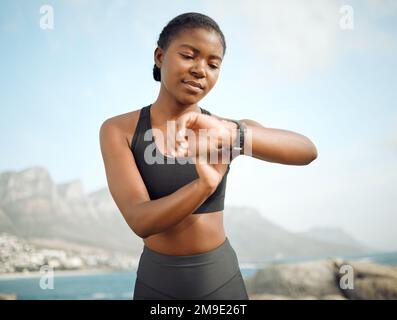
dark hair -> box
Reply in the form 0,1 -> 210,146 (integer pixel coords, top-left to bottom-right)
153,12 -> 226,82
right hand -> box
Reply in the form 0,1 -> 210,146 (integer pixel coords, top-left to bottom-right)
172,134 -> 230,191
171,111 -> 232,191
194,152 -> 229,192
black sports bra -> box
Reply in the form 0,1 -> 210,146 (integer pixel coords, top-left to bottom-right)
130,104 -> 230,214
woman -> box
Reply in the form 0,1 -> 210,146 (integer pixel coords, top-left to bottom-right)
99,12 -> 318,300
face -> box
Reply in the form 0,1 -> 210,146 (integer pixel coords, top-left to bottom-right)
154,28 -> 224,105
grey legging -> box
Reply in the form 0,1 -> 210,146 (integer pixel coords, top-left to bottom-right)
133,237 -> 249,300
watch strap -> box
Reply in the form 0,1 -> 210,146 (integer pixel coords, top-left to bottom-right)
229,119 -> 246,155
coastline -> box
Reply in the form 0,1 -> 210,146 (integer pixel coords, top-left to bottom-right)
0,268 -> 135,280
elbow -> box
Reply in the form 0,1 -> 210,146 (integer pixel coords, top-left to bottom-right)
304,144 -> 318,165
129,218 -> 151,239
306,152 -> 317,165
125,202 -> 162,239
124,208 -> 150,239
312,147 -> 318,162
310,142 -> 318,161
129,217 -> 159,239
294,139 -> 317,165
132,225 -> 148,239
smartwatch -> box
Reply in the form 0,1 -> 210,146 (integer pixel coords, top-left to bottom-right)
228,119 -> 246,156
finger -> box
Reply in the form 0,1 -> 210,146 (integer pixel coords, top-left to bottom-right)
174,143 -> 189,158
183,112 -> 222,131
175,112 -> 195,141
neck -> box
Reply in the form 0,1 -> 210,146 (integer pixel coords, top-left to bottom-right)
151,84 -> 201,125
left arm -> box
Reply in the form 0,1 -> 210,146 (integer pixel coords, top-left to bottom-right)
220,117 -> 318,166
174,112 -> 318,166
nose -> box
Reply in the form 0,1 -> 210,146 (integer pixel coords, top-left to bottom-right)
190,59 -> 206,78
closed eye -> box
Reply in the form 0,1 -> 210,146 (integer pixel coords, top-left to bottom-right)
180,53 -> 219,69
179,53 -> 194,60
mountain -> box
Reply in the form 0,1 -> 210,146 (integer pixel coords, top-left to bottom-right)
298,227 -> 365,248
0,167 -> 370,262
0,166 -> 142,256
224,207 -> 370,262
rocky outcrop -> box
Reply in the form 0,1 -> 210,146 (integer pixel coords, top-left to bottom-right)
246,258 -> 397,300
0,294 -> 17,300
334,259 -> 397,300
246,259 -> 342,298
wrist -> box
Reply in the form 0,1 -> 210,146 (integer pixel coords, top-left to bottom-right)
195,179 -> 217,195
221,120 -> 238,148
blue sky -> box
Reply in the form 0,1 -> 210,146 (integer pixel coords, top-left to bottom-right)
1,0 -> 396,250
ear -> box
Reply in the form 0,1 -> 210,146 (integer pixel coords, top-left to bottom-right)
154,47 -> 164,68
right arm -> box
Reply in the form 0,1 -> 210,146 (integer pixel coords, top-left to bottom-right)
99,119 -> 216,239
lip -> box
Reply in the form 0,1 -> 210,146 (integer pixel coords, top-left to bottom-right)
182,80 -> 204,92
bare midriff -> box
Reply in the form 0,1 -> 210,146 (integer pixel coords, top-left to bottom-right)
143,211 -> 226,256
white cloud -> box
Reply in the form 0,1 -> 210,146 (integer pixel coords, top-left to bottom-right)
210,0 -> 341,80
209,0 -> 397,81
363,0 -> 397,17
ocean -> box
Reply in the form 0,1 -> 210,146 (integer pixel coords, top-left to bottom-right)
0,268 -> 257,300
1,251 -> 396,300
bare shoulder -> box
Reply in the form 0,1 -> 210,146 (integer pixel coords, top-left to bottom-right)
100,108 -> 142,147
